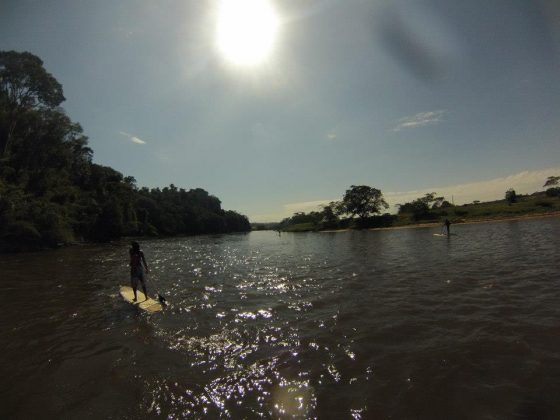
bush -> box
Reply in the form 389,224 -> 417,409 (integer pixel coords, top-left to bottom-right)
535,200 -> 554,208
356,213 -> 398,229
545,187 -> 560,197
285,222 -> 316,232
0,221 -> 42,251
200,212 -> 227,233
91,200 -> 124,241
505,188 -> 517,204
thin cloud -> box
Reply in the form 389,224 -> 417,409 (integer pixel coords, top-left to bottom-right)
284,199 -> 334,214
119,131 -> 147,145
385,167 -> 560,210
252,167 -> 560,222
393,110 -> 446,131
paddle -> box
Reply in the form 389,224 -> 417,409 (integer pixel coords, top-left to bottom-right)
147,272 -> 167,306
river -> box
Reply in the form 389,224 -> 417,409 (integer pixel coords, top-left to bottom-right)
1,217 -> 560,419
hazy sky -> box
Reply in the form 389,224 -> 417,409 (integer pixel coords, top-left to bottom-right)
1,0 -> 559,221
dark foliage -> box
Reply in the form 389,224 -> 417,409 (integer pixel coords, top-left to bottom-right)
0,51 -> 250,252
342,185 -> 389,220
397,192 -> 446,221
545,187 -> 560,197
355,213 -> 398,229
505,188 -> 517,204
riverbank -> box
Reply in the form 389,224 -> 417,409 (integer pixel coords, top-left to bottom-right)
316,210 -> 560,233
286,193 -> 560,234
372,210 -> 560,231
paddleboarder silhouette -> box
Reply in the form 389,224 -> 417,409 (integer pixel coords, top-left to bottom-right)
443,219 -> 451,236
129,241 -> 150,301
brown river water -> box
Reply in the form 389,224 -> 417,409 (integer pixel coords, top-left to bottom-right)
1,217 -> 560,419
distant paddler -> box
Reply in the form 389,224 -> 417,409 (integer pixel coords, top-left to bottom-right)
443,218 -> 451,236
129,241 -> 150,301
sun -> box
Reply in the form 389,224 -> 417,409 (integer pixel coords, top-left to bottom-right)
215,0 -> 279,67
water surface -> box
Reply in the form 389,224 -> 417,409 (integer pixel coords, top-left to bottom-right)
2,218 -> 560,418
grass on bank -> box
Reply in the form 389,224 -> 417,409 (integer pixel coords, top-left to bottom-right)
284,222 -> 317,232
433,194 -> 560,221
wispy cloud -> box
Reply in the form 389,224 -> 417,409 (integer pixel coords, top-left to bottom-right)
284,199 -> 334,214
384,167 -> 560,210
393,110 -> 446,131
119,131 -> 147,145
248,199 -> 333,223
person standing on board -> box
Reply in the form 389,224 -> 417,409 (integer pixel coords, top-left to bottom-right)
129,241 -> 149,301
443,219 -> 451,236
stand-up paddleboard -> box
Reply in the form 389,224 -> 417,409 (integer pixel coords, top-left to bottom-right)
120,286 -> 163,313
433,233 -> 457,236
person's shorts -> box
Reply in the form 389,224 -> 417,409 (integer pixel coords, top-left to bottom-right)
131,269 -> 146,288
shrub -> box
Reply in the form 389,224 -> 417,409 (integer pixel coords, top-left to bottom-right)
545,187 -> 560,197
505,188 -> 517,204
535,200 -> 554,208
0,221 -> 42,251
356,213 -> 398,229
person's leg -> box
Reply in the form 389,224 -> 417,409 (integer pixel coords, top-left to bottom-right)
139,273 -> 148,300
131,276 -> 138,301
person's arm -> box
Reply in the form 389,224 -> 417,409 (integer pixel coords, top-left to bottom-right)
141,251 -> 149,273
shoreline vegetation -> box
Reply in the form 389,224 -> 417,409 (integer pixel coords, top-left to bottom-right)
2,51 -> 559,252
0,50 -> 250,253
364,210 -> 560,232
318,212 -> 559,233
274,185 -> 560,233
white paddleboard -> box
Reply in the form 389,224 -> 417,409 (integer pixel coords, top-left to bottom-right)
119,286 -> 163,313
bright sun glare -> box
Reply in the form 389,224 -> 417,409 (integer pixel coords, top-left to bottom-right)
216,0 -> 279,67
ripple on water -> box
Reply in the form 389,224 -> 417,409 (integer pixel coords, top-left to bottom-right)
3,220 -> 560,417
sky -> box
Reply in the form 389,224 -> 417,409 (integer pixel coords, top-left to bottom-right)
1,0 -> 559,221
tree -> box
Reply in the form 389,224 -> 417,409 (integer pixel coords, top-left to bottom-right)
0,51 -> 65,156
398,192 -> 443,221
342,185 -> 389,220
431,196 -> 446,209
545,187 -> 560,197
505,188 -> 517,204
224,210 -> 251,232
320,201 -> 340,228
544,176 -> 559,188
0,50 -> 252,251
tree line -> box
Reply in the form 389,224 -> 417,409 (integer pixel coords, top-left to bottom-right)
279,185 -> 455,230
0,51 -> 250,252
280,179 -> 560,231
279,185 -> 395,230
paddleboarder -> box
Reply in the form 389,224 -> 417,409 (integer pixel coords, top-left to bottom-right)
443,218 -> 451,236
129,241 -> 150,301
